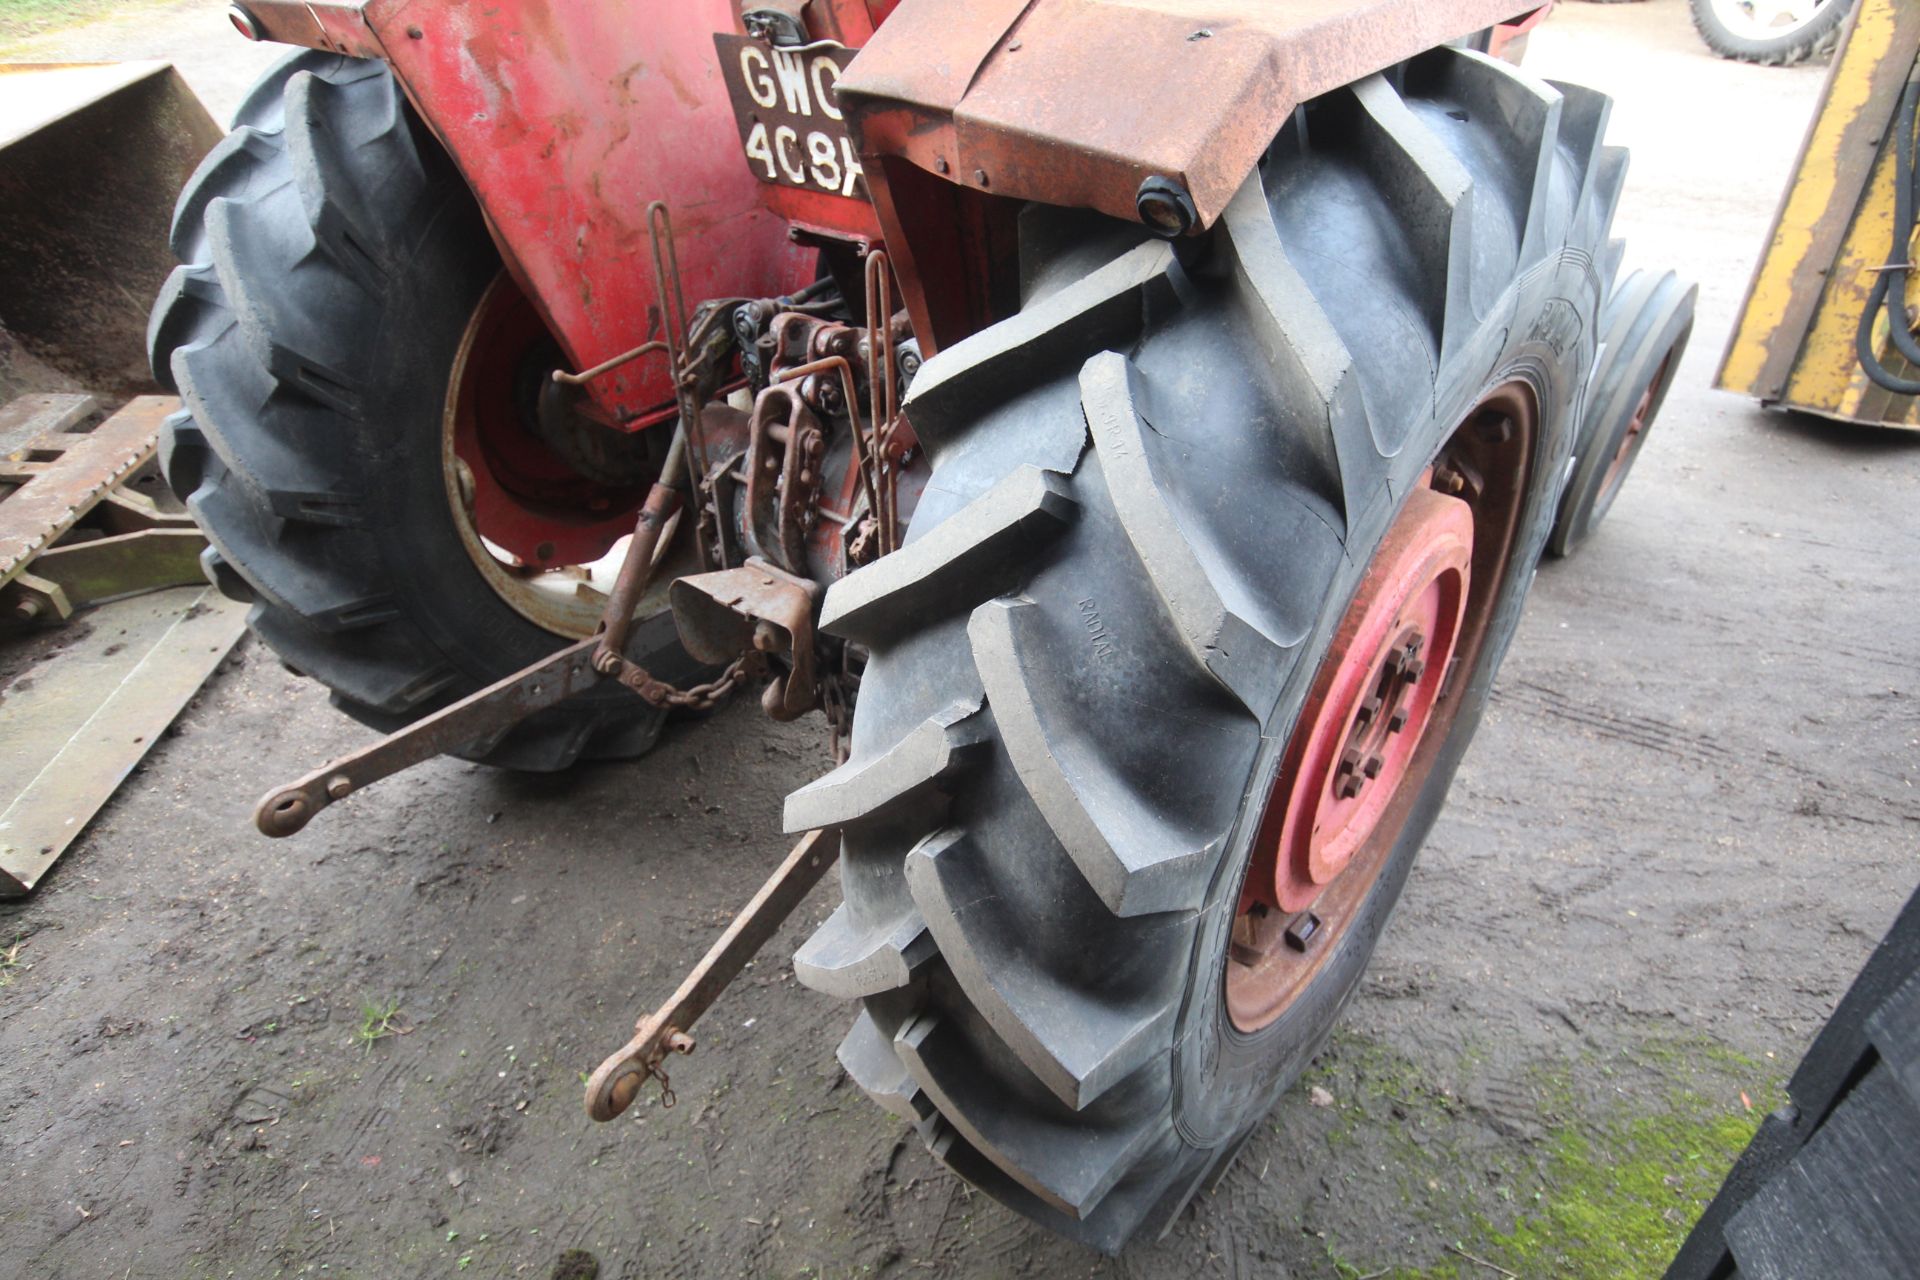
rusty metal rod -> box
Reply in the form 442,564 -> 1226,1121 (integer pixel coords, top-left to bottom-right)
253,637 -> 605,837
864,251 -> 900,554
584,828 -> 838,1121
593,429 -> 687,669
647,202 -> 718,570
550,339 -> 667,387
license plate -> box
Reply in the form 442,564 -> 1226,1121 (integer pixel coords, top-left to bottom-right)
714,33 -> 865,200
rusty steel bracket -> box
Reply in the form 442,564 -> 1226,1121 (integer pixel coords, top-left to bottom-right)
669,559 -> 820,720
740,386 -> 824,574
253,637 -> 606,836
584,828 -> 838,1120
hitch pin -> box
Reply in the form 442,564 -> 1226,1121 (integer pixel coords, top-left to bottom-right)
584,828 -> 838,1120
551,339 -> 668,387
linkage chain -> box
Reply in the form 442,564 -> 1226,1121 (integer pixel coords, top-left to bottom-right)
601,651 -> 757,710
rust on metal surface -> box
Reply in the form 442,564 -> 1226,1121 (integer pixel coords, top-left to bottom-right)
584,828 -> 838,1121
840,0 -> 1541,231
840,0 -> 1544,346
1599,350 -> 1670,504
1227,383 -> 1538,1033
592,460 -> 688,673
253,637 -> 607,837
257,423 -> 766,838
0,396 -> 173,605
742,385 -> 828,574
670,558 -> 820,719
773,355 -> 881,552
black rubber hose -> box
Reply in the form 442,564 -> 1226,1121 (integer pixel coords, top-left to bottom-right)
1856,77 -> 1920,394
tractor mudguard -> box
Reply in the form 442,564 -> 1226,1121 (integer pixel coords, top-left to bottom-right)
837,0 -> 1547,349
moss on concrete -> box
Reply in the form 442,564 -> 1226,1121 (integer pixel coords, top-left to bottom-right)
1310,1030 -> 1785,1280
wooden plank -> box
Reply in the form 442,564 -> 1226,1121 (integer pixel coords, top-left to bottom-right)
1725,1066 -> 1920,1280
0,585 -> 246,896
1866,969 -> 1920,1112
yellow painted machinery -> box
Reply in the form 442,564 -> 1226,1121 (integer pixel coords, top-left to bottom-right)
1720,0 -> 1920,426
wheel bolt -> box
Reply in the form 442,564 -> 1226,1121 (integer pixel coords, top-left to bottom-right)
1362,755 -> 1382,779
1337,747 -> 1362,776
1284,912 -> 1322,952
1336,773 -> 1364,800
1388,707 -> 1409,733
1402,658 -> 1426,684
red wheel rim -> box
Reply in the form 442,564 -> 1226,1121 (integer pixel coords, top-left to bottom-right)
448,274 -> 647,569
1596,351 -> 1668,506
1263,487 -> 1472,912
442,274 -> 656,637
1225,385 -> 1538,1033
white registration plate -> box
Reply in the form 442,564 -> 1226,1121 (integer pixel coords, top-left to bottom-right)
715,34 -> 865,200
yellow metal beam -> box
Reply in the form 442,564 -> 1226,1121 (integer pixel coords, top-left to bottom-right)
1717,0 -> 1920,427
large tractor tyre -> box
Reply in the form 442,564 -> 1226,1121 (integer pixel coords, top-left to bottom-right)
1688,0 -> 1851,66
148,52 -> 694,771
786,50 -> 1627,1250
1548,267 -> 1696,557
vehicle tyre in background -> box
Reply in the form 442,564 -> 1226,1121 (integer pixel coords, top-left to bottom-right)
1689,0 -> 1852,65
1665,884 -> 1920,1279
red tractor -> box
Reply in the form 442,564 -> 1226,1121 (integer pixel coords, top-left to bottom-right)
149,0 -> 1689,1248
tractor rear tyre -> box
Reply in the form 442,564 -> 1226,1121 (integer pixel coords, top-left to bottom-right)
787,50 -> 1628,1248
149,52 -> 692,770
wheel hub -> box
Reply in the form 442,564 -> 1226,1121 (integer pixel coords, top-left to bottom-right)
1598,351 -> 1668,505
443,272 -> 659,637
1224,388 -> 1539,1036
1257,486 -> 1473,913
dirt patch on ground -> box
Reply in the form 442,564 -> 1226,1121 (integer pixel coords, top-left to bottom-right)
3,3 -> 1917,1278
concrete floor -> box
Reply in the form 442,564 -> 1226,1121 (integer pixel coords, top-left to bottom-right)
3,2 -> 1918,1278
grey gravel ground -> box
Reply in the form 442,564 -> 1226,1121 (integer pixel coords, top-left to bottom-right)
2,2 -> 1917,1278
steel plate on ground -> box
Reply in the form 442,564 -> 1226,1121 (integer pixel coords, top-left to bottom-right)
0,585 -> 246,896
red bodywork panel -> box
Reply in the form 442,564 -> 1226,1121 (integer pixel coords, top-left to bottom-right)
235,0 -> 1548,404
239,0 -> 888,426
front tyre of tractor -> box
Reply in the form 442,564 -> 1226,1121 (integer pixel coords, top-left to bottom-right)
790,50 -> 1629,1248
149,52 -> 693,770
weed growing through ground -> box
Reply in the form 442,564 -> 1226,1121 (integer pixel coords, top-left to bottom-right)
0,936 -> 25,988
353,997 -> 408,1052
